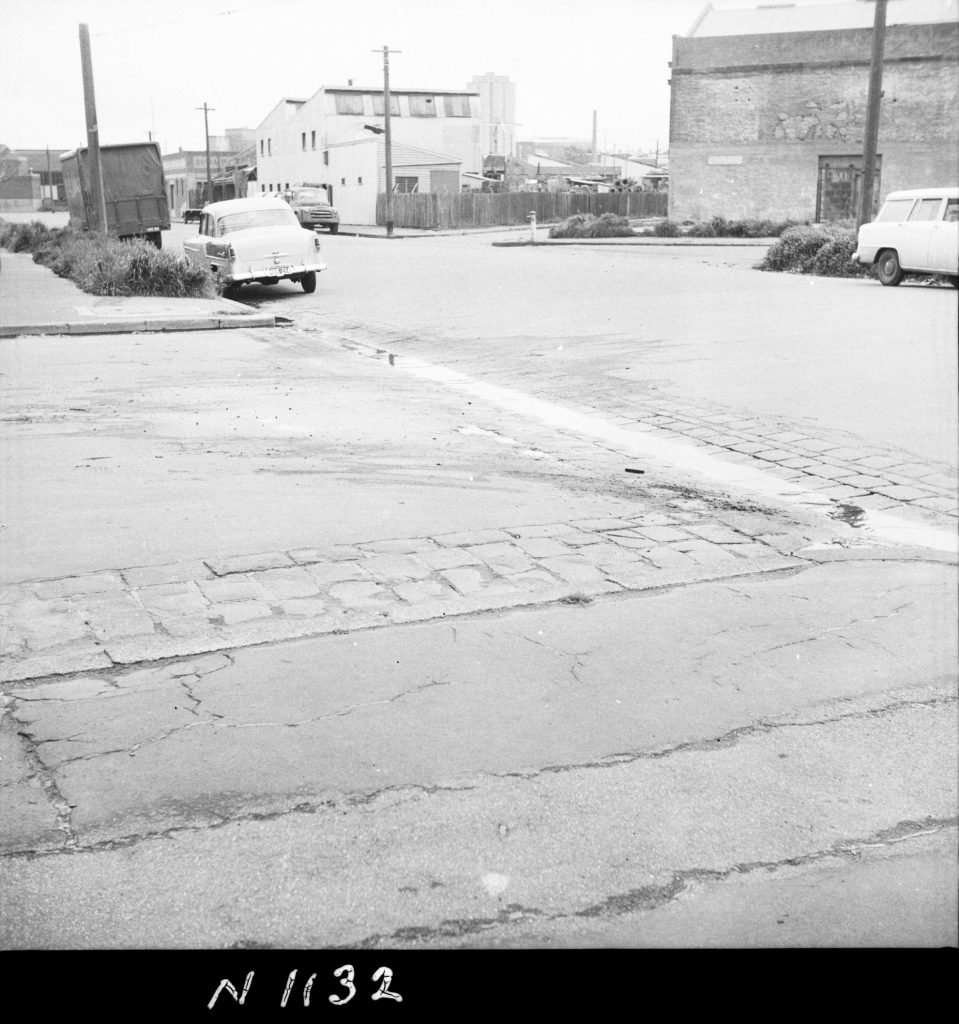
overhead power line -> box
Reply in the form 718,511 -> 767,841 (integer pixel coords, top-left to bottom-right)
95,0 -> 301,37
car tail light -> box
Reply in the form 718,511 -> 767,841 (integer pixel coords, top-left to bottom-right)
206,241 -> 236,259
313,235 -> 321,251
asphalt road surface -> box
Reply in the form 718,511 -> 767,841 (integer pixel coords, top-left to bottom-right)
1,221 -> 956,965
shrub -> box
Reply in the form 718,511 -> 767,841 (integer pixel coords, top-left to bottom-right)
652,219 -> 681,237
2,222 -> 216,298
0,219 -> 56,252
755,224 -> 839,273
548,213 -> 591,238
548,213 -> 633,239
686,216 -> 800,238
811,234 -> 873,278
584,212 -> 634,238
756,224 -> 875,278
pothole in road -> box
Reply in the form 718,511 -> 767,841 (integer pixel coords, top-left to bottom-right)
829,503 -> 867,529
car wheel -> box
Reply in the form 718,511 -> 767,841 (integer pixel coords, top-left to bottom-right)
876,249 -> 904,286
328,224 -> 339,234
301,271 -> 317,293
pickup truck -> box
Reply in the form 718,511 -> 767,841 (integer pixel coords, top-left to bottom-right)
60,141 -> 170,248
285,185 -> 340,233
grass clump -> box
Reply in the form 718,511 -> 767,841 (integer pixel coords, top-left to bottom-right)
1,219 -> 216,297
686,216 -> 798,238
548,212 -> 634,238
755,224 -> 874,278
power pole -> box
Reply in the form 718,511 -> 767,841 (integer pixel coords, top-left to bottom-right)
373,46 -> 401,237
78,24 -> 108,234
196,102 -> 215,204
858,0 -> 887,230
45,145 -> 53,211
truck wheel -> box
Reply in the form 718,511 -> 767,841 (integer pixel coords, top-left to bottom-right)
147,231 -> 162,250
876,249 -> 904,286
328,224 -> 339,234
301,271 -> 317,293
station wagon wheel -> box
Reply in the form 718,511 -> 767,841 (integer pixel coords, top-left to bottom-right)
301,271 -> 317,293
876,249 -> 904,287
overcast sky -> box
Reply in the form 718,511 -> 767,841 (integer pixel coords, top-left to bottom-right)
2,0 -> 843,156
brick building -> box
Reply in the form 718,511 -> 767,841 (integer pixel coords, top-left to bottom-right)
668,0 -> 959,223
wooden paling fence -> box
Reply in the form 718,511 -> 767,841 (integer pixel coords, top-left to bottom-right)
375,190 -> 668,230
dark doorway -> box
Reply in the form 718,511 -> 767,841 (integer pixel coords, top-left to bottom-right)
816,155 -> 882,222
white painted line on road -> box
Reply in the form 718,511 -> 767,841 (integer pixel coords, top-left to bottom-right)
385,352 -> 957,555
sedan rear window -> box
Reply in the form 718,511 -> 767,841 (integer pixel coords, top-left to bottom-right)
875,198 -> 915,222
216,208 -> 298,235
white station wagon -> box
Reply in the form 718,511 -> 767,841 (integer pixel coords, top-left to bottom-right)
854,187 -> 959,287
183,196 -> 327,294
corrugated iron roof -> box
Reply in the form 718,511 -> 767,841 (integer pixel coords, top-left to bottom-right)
687,0 -> 957,37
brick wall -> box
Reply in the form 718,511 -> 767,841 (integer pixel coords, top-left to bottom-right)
669,21 -> 959,222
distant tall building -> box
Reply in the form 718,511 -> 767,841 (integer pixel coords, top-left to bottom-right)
468,73 -> 517,157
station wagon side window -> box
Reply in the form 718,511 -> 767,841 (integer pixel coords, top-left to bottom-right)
875,198 -> 915,222
907,197 -> 943,221
944,199 -> 959,222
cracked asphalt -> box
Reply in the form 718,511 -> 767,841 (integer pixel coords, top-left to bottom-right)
1,231 -> 956,949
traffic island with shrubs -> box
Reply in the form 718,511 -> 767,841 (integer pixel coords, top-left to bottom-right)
0,219 -> 216,298
548,213 -> 635,239
754,224 -> 874,279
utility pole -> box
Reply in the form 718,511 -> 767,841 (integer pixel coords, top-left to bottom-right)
196,102 -> 215,204
858,0 -> 887,230
78,24 -> 108,234
45,146 -> 53,211
372,46 -> 401,236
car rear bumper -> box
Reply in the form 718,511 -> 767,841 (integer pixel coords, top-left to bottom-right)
225,261 -> 327,283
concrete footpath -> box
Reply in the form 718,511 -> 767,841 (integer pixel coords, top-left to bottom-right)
0,249 -> 275,337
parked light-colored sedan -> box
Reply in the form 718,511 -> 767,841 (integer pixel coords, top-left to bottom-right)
183,196 -> 328,293
854,187 -> 959,287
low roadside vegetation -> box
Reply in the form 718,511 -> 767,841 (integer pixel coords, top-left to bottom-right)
755,224 -> 875,278
637,216 -> 801,238
548,212 -> 634,238
0,219 -> 216,298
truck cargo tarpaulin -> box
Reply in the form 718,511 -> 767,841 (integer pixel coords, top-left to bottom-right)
60,141 -> 170,246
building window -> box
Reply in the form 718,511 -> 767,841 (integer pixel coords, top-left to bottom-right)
358,176 -> 363,185
372,94 -> 400,116
334,93 -> 364,115
323,150 -> 329,166
444,95 -> 470,117
311,130 -> 316,150
302,132 -> 306,151
260,140 -> 264,155
267,138 -> 272,155
394,176 -> 419,193
341,178 -> 346,186
409,95 -> 436,117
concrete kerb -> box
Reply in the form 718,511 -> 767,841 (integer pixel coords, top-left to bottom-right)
0,248 -> 277,337
0,314 -> 276,337
491,237 -> 778,249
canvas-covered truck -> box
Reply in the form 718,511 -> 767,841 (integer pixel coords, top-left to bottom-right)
60,141 -> 170,248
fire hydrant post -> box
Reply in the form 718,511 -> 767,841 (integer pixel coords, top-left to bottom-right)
528,211 -> 537,243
